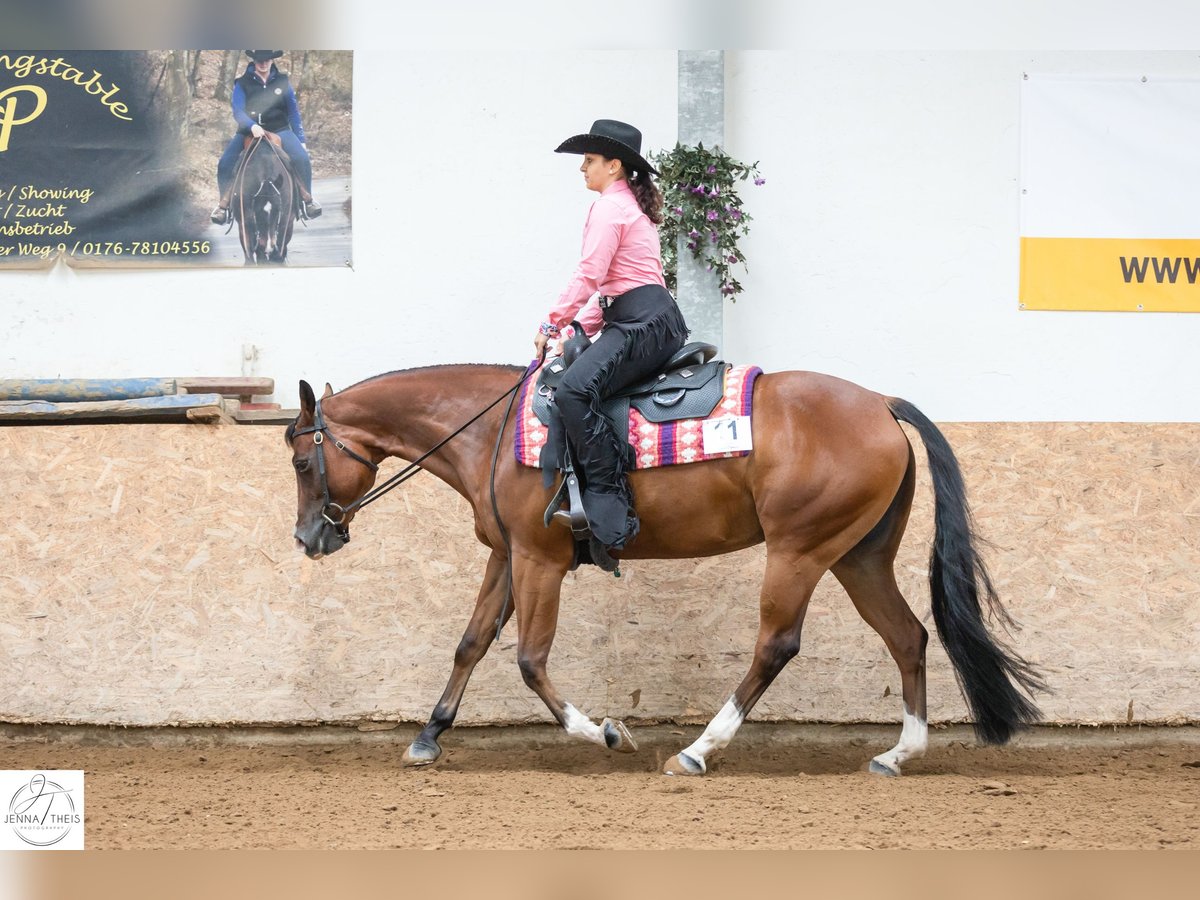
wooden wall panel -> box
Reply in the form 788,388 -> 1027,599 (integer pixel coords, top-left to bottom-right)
1,422 -> 1196,727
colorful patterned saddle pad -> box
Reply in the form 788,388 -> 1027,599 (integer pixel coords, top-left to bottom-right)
514,364 -> 762,470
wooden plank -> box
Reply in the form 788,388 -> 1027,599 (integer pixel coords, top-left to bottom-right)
234,407 -> 299,425
186,405 -> 237,426
177,377 -> 274,400
0,378 -> 177,402
0,393 -> 227,421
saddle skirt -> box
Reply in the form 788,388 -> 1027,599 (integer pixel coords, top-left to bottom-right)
515,361 -> 762,471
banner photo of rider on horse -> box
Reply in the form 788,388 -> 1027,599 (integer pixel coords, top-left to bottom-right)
0,50 -> 352,269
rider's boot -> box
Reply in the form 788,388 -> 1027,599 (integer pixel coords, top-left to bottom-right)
298,184 -> 322,219
210,188 -> 232,225
581,488 -> 639,551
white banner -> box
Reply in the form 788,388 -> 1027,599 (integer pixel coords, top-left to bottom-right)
1020,74 -> 1200,311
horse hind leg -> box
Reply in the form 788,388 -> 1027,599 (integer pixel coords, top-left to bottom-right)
831,453 -> 930,776
664,551 -> 822,776
402,551 -> 513,767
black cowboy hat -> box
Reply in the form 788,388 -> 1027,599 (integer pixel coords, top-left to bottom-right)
555,119 -> 658,176
246,50 -> 284,61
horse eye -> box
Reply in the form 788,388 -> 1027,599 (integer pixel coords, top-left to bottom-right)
293,458 -> 309,472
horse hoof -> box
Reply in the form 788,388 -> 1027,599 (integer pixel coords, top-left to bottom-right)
401,740 -> 441,767
868,757 -> 901,777
662,752 -> 705,776
602,718 -> 638,753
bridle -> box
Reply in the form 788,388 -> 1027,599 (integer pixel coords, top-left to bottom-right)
291,359 -> 543,544
290,398 -> 379,543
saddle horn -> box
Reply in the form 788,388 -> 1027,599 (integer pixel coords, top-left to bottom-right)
561,320 -> 591,367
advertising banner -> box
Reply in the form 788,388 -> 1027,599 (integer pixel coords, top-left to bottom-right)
0,51 -> 351,268
1020,74 -> 1200,312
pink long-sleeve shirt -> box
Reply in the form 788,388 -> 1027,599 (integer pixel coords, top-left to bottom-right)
547,179 -> 666,336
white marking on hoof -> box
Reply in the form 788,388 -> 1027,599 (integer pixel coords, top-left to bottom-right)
869,757 -> 901,777
663,751 -> 705,776
562,703 -> 607,747
871,706 -> 928,775
602,717 -> 638,753
401,741 -> 441,767
677,698 -> 744,772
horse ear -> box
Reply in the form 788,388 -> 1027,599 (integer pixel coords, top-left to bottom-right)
298,379 -> 316,417
322,383 -> 334,399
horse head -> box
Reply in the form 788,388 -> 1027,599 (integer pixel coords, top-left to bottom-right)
286,379 -> 381,559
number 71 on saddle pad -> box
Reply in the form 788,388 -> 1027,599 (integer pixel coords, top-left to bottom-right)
702,415 -> 753,454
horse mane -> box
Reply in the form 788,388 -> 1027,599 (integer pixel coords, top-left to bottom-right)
284,363 -> 526,447
346,363 -> 525,391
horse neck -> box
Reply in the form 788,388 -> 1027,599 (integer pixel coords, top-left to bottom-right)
327,365 -> 521,496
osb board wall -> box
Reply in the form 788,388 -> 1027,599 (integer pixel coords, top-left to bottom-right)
1,422 -> 1197,728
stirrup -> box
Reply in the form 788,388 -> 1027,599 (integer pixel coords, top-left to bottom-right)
543,448 -> 590,539
545,472 -> 589,539
210,206 -> 229,225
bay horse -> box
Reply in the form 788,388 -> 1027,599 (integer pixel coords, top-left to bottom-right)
285,365 -> 1043,776
230,134 -> 296,265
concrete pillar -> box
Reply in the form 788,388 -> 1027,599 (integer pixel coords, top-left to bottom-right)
676,50 -> 724,349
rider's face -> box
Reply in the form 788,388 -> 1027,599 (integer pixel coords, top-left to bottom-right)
580,154 -> 621,193
253,59 -> 272,79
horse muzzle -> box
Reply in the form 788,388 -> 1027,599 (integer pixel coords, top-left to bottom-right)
294,518 -> 349,559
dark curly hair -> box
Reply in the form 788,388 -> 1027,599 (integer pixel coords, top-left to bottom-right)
625,166 -> 664,225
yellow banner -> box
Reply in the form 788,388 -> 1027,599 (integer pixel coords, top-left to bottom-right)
1020,237 -> 1200,312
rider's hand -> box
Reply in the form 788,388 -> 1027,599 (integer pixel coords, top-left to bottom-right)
250,124 -> 265,139
533,331 -> 549,358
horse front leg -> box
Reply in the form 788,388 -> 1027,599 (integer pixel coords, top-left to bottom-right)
512,550 -> 638,755
401,550 -> 513,767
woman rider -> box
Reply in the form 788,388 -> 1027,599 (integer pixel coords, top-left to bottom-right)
210,50 -> 322,225
533,119 -> 689,554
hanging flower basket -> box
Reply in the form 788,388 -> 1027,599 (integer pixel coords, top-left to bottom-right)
651,142 -> 764,301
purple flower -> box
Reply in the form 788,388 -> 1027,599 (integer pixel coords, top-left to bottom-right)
691,185 -> 706,195
754,177 -> 766,186
706,164 -> 717,174
721,284 -> 736,295
728,255 -> 738,264
688,229 -> 701,239
706,210 -> 719,221
672,207 -> 684,216
686,242 -> 697,251
729,209 -> 743,220
710,232 -> 719,243
710,186 -> 719,196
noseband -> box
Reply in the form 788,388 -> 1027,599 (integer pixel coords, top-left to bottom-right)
291,399 -> 379,542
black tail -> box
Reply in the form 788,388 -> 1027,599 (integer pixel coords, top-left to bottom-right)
887,397 -> 1046,744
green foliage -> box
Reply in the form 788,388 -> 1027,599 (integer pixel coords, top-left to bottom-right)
651,142 -> 764,301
